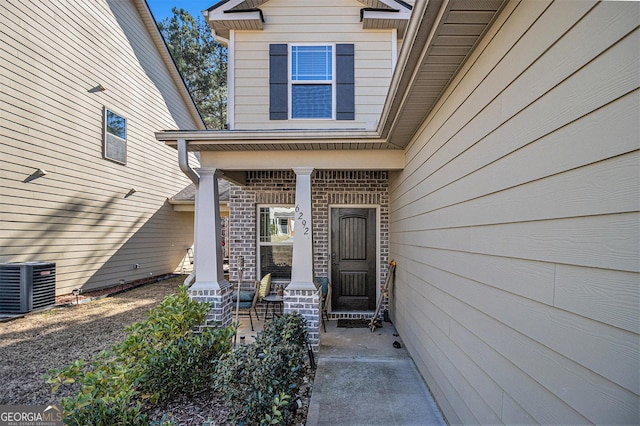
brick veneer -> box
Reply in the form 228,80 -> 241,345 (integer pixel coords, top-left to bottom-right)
284,288 -> 321,351
227,170 -> 390,340
189,284 -> 233,329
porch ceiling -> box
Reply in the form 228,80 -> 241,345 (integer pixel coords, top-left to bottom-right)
161,0 -> 506,152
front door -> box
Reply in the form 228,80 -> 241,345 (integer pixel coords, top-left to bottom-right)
330,208 -> 376,311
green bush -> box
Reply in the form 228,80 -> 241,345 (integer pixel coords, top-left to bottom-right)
59,396 -> 147,426
214,313 -> 309,425
46,285 -> 234,425
142,326 -> 234,402
262,313 -> 308,348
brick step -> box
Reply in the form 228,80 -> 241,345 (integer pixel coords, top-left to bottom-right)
327,311 -> 375,320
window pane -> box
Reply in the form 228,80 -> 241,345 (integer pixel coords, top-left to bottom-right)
260,245 -> 292,280
106,110 -> 126,139
292,46 -> 332,81
259,207 -> 295,243
292,85 -> 332,119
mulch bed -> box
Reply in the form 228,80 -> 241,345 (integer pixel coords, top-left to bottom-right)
0,275 -> 315,425
53,274 -> 177,306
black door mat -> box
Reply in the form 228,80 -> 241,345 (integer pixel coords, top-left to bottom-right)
337,318 -> 371,328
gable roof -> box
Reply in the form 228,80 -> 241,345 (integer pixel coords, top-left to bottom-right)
169,180 -> 230,204
204,0 -> 413,42
132,0 -> 206,130
207,0 -> 410,12
157,0 -> 506,152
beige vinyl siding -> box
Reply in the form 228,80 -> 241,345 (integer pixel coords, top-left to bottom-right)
0,0 -> 198,295
389,1 -> 639,424
232,0 -> 395,130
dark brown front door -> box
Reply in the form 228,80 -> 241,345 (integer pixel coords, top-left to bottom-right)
331,208 -> 376,311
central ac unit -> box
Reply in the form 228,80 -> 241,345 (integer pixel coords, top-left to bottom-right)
0,262 -> 56,313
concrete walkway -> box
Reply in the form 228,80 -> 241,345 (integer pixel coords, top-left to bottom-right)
306,319 -> 446,426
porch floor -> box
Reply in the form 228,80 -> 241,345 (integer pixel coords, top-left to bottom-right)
307,318 -> 446,426
234,313 -> 446,425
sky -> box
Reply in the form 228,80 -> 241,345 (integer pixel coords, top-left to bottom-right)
146,0 -> 219,23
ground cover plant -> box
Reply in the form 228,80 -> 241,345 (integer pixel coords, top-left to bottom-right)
46,285 -> 235,425
1,277 -> 314,425
214,313 -> 309,425
0,277 -> 183,407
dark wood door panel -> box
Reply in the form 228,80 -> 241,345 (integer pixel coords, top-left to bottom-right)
331,208 -> 376,311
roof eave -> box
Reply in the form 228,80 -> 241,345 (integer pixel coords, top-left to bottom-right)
155,129 -> 396,150
134,0 -> 206,130
378,0 -> 508,147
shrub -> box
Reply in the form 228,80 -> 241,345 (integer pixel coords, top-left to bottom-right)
262,312 -> 308,348
142,326 -> 234,402
214,313 -> 309,425
46,285 -> 234,425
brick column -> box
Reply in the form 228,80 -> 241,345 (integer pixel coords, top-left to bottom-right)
189,167 -> 232,328
286,167 -> 320,350
284,288 -> 320,351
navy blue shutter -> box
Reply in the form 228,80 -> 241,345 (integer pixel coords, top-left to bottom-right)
270,44 -> 288,120
336,44 -> 355,120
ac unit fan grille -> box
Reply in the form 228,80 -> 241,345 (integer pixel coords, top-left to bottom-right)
0,267 -> 22,312
0,262 -> 56,313
32,264 -> 56,310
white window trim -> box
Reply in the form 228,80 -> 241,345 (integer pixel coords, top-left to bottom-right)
256,204 -> 295,282
103,106 -> 127,165
288,43 -> 336,120
227,30 -> 235,129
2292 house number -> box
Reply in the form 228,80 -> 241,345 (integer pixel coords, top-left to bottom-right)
295,205 -> 310,235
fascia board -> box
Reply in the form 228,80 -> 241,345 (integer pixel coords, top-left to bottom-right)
362,9 -> 411,21
210,10 -> 263,22
361,0 -> 412,12
133,0 -> 206,130
156,130 -> 381,143
204,0 -> 246,13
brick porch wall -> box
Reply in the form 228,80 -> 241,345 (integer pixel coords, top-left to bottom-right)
312,171 -> 390,319
228,170 -> 390,318
189,285 -> 233,329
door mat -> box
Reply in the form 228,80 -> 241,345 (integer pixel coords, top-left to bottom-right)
337,318 -> 370,328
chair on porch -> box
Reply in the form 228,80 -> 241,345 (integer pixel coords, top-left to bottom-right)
258,273 -> 272,302
314,277 -> 332,332
232,280 -> 259,331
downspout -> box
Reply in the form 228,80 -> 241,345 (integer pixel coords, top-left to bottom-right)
178,139 -> 199,287
178,139 -> 200,187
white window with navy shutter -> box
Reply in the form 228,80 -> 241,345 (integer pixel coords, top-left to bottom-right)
270,43 -> 354,121
291,45 -> 333,119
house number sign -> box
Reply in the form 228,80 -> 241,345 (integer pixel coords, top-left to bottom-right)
295,205 -> 310,235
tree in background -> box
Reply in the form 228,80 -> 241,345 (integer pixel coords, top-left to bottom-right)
158,8 -> 227,129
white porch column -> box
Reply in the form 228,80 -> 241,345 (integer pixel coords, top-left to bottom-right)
189,167 -> 232,327
288,167 -> 315,290
286,167 -> 320,351
192,167 -> 228,289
